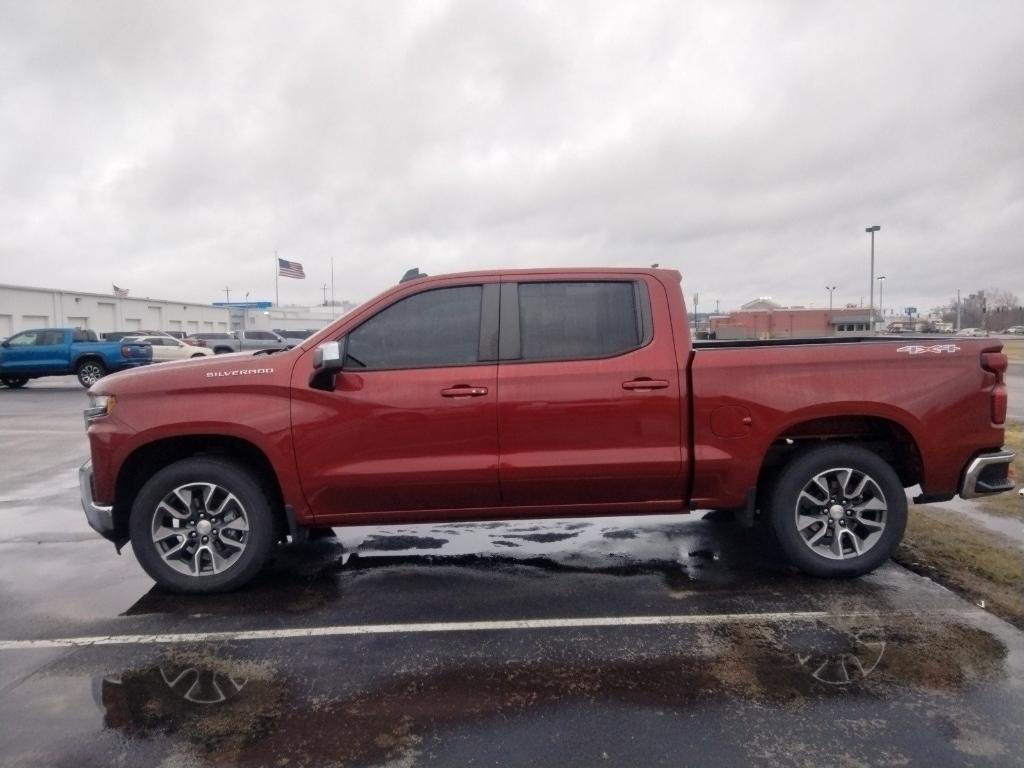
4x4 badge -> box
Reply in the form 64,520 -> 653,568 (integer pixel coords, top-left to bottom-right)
896,344 -> 960,355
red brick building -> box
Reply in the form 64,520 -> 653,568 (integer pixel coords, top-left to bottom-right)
709,298 -> 872,340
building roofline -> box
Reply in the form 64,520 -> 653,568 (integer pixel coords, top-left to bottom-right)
0,282 -> 223,310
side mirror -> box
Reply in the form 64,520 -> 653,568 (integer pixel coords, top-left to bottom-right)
310,339 -> 344,391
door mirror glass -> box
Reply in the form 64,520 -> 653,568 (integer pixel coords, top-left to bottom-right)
310,339 -> 344,391
313,340 -> 344,371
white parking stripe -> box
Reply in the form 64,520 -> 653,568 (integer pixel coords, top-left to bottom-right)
0,609 -> 983,650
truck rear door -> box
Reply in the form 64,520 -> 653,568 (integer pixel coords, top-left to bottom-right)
496,276 -> 687,509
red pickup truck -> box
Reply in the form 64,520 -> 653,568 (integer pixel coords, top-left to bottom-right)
79,268 -> 1015,592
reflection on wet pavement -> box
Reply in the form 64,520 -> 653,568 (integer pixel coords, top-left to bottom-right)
70,615 -> 1016,767
3,513 -> 1024,766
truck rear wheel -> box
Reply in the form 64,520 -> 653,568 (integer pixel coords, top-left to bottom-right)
768,444 -> 907,578
76,359 -> 107,388
129,458 -> 275,593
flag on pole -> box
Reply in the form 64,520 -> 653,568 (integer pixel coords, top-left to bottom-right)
112,285 -> 129,298
278,258 -> 306,279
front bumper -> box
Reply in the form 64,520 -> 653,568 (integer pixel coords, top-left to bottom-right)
79,459 -> 119,543
960,450 -> 1016,499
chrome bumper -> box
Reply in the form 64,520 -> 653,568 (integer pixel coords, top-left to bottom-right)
79,459 -> 118,542
960,450 -> 1016,499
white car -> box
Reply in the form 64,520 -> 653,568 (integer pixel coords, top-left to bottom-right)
956,327 -> 987,337
123,335 -> 214,362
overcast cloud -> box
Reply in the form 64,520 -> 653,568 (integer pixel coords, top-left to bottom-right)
1,0 -> 1022,313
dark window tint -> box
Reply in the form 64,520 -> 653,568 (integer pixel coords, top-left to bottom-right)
247,331 -> 277,340
346,285 -> 482,369
518,282 -> 641,361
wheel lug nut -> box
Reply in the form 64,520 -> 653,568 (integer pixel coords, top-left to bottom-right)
202,536 -> 208,543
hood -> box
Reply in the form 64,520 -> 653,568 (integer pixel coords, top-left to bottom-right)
90,349 -> 298,396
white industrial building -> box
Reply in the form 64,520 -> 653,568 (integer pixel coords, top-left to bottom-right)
0,283 -> 347,337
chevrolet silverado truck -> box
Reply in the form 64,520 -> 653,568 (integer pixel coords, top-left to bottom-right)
78,268 -> 1015,592
1,328 -> 153,389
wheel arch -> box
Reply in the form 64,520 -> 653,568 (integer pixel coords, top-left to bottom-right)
113,435 -> 287,536
755,414 -> 925,504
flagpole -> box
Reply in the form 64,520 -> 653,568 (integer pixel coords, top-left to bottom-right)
275,250 -> 279,308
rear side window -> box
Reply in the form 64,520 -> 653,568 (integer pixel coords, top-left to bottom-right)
345,285 -> 482,369
518,281 -> 644,361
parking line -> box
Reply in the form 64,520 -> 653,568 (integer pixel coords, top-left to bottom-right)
0,609 -> 984,650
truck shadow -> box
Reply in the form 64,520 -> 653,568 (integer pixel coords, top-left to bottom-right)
122,514 -> 888,618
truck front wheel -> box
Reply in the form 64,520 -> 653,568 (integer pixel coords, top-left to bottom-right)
768,444 -> 907,578
76,359 -> 107,388
0,376 -> 29,389
129,458 -> 275,593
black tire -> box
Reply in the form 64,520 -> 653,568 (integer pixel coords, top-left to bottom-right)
190,353 -> 205,358
768,444 -> 907,578
0,376 -> 29,389
76,358 -> 107,388
129,458 -> 276,593
213,347 -> 234,354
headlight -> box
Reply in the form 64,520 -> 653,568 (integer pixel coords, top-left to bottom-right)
84,394 -> 116,425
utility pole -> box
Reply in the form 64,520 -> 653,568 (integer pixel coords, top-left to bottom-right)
826,286 -> 836,335
321,283 -> 328,305
331,256 -> 336,310
865,225 -> 881,333
715,299 -> 720,314
877,276 -> 886,331
224,287 -> 231,304
956,288 -> 961,331
692,293 -> 699,336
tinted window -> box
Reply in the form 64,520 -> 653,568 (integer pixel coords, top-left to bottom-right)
39,330 -> 65,345
246,331 -> 277,340
346,285 -> 482,369
518,281 -> 641,361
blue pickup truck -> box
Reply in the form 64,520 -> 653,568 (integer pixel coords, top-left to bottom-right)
0,328 -> 153,389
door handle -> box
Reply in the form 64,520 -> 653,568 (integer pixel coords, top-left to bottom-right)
622,378 -> 669,391
440,385 -> 489,398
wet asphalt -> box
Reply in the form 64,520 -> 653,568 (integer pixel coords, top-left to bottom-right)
1,378 -> 1023,767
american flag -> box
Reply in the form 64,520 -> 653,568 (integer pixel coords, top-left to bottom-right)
112,285 -> 129,298
278,258 -> 306,279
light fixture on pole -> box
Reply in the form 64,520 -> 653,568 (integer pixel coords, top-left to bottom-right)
876,276 -> 886,330
865,225 -> 881,332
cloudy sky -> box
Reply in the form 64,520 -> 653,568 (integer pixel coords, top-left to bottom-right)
1,1 -> 1022,314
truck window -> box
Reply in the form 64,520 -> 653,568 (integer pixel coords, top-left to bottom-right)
5,331 -> 39,346
518,281 -> 642,361
247,331 -> 276,340
345,285 -> 482,369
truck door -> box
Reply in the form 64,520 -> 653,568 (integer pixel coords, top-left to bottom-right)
292,281 -> 501,517
0,329 -> 66,375
496,277 -> 686,508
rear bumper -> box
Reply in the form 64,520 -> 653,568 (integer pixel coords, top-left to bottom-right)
79,459 -> 119,542
959,450 -> 1016,499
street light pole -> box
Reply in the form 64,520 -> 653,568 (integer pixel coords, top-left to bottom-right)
825,285 -> 836,335
866,225 -> 881,333
877,275 -> 886,331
